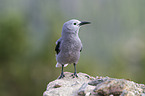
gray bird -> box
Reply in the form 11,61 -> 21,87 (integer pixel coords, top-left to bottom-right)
55,19 -> 90,79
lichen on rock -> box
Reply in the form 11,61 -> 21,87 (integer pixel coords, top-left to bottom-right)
43,72 -> 145,96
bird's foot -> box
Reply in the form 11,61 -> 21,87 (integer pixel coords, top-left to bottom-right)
71,72 -> 78,78
58,73 -> 65,79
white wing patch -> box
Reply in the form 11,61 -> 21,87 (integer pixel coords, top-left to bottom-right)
56,63 -> 68,67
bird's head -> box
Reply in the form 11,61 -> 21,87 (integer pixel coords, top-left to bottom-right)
62,19 -> 90,35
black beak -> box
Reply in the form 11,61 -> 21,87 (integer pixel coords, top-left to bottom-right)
79,21 -> 91,26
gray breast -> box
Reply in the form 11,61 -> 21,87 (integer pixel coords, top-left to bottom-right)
57,38 -> 82,64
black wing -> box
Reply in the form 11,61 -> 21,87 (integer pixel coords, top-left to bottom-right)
55,41 -> 61,54
80,46 -> 82,52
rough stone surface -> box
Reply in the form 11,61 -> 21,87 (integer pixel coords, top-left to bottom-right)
43,72 -> 145,96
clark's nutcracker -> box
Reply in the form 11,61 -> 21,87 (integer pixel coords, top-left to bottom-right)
55,19 -> 90,79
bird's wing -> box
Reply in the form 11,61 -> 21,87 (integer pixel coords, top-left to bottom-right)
80,47 -> 82,52
55,38 -> 62,54
80,45 -> 83,52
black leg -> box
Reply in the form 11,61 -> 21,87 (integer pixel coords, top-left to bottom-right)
71,63 -> 78,78
58,65 -> 65,79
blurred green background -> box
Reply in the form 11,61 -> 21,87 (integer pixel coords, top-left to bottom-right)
0,0 -> 145,96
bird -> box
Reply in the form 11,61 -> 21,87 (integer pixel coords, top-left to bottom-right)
55,19 -> 90,79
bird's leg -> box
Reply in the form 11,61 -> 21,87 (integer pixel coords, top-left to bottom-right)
71,63 -> 78,78
58,65 -> 65,79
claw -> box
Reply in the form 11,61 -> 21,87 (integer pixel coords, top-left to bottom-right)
71,63 -> 78,78
58,65 -> 65,79
71,72 -> 78,78
58,73 -> 65,79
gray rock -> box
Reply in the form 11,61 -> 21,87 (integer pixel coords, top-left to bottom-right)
43,72 -> 145,96
89,77 -> 145,96
43,72 -> 95,96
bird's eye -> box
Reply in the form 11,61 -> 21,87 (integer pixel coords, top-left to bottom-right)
73,23 -> 77,25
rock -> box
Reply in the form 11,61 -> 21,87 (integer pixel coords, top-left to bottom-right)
43,72 -> 145,96
89,77 -> 145,96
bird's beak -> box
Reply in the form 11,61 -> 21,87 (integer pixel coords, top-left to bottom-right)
79,21 -> 91,26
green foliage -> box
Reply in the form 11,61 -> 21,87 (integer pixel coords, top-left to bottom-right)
0,16 -> 28,96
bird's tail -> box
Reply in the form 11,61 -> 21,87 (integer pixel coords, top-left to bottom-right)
56,63 -> 68,67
